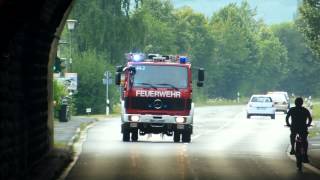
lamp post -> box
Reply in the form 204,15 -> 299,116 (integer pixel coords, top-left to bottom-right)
66,19 -> 78,72
57,40 -> 68,77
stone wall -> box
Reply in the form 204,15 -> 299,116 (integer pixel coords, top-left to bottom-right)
0,0 -> 73,179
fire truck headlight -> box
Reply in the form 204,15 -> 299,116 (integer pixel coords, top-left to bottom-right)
130,115 -> 140,122
176,117 -> 185,123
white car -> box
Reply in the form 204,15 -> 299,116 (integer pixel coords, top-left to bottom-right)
247,95 -> 276,119
267,93 -> 289,113
267,91 -> 290,108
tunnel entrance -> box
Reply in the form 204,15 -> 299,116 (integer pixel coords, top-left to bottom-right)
0,0 -> 138,178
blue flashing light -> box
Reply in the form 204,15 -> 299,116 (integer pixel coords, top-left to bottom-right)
179,56 -> 188,64
127,53 -> 145,62
133,54 -> 142,61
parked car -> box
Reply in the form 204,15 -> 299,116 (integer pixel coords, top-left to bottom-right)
247,95 -> 276,119
267,93 -> 289,113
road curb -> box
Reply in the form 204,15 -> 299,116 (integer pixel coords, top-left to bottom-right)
286,145 -> 320,174
57,120 -> 97,180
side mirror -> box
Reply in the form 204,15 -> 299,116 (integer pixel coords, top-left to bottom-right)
116,65 -> 123,73
197,68 -> 204,87
115,65 -> 124,85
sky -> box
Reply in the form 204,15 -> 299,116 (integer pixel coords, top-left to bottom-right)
171,0 -> 299,24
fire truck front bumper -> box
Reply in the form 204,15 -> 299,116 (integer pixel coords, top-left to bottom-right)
121,114 -> 193,134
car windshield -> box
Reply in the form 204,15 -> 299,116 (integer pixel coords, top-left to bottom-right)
251,97 -> 272,103
132,65 -> 188,89
268,92 -> 289,100
270,95 -> 286,102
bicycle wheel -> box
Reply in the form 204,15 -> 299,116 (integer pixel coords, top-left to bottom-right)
295,145 -> 303,171
296,154 -> 303,171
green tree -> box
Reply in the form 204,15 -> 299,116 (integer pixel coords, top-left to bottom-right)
272,22 -> 320,95
173,7 -> 214,98
53,79 -> 68,118
255,25 -> 288,92
132,0 -> 177,54
72,50 -> 119,114
209,2 -> 259,98
297,0 -> 320,57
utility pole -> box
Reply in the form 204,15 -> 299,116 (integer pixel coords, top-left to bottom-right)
103,71 -> 111,115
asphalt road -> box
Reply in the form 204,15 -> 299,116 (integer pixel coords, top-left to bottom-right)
65,105 -> 320,180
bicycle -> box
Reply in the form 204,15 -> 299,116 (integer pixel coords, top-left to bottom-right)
294,133 -> 307,171
285,125 -> 311,172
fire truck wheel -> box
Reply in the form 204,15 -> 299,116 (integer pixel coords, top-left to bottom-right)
123,130 -> 130,142
131,130 -> 138,142
173,132 -> 180,142
182,132 -> 191,143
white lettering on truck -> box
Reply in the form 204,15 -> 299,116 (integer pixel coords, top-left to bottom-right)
136,90 -> 181,98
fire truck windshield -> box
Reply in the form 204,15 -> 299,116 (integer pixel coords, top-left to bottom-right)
132,65 -> 188,89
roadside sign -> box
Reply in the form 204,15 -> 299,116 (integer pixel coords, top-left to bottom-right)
65,73 -> 78,91
86,108 -> 91,115
103,78 -> 113,85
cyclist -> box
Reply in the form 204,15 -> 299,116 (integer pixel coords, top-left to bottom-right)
286,97 -> 312,162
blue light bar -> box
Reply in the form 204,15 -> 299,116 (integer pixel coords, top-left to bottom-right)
179,56 -> 188,64
126,53 -> 145,62
133,54 -> 142,61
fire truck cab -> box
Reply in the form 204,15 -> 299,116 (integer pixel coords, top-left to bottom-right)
115,53 -> 204,143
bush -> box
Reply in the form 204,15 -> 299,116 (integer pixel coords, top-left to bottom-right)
53,79 -> 68,118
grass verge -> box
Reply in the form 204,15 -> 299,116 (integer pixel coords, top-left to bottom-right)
195,97 -> 248,106
312,103 -> 320,120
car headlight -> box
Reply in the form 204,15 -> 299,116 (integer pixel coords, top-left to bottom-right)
176,117 -> 186,123
130,115 -> 140,122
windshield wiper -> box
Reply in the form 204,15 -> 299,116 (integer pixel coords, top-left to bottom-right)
135,82 -> 158,89
155,83 -> 179,91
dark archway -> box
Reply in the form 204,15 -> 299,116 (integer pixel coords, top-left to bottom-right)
0,0 -> 74,179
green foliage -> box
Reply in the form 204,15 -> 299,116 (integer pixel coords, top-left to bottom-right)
255,25 -> 288,92
53,79 -> 67,106
53,79 -> 68,117
62,0 -> 320,112
271,22 -> 320,95
297,0 -> 320,57
207,2 -> 288,98
312,103 -> 320,120
131,0 -> 177,54
72,50 -> 119,114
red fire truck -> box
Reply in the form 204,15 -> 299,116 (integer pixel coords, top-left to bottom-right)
115,53 -> 204,143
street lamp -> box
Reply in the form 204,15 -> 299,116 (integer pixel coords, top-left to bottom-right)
66,19 -> 78,31
66,19 -> 78,72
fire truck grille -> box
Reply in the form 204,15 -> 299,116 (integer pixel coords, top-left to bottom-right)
130,97 -> 187,110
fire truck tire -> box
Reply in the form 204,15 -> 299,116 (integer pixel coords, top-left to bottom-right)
182,132 -> 191,143
173,132 -> 180,142
123,130 -> 130,142
131,130 -> 138,142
